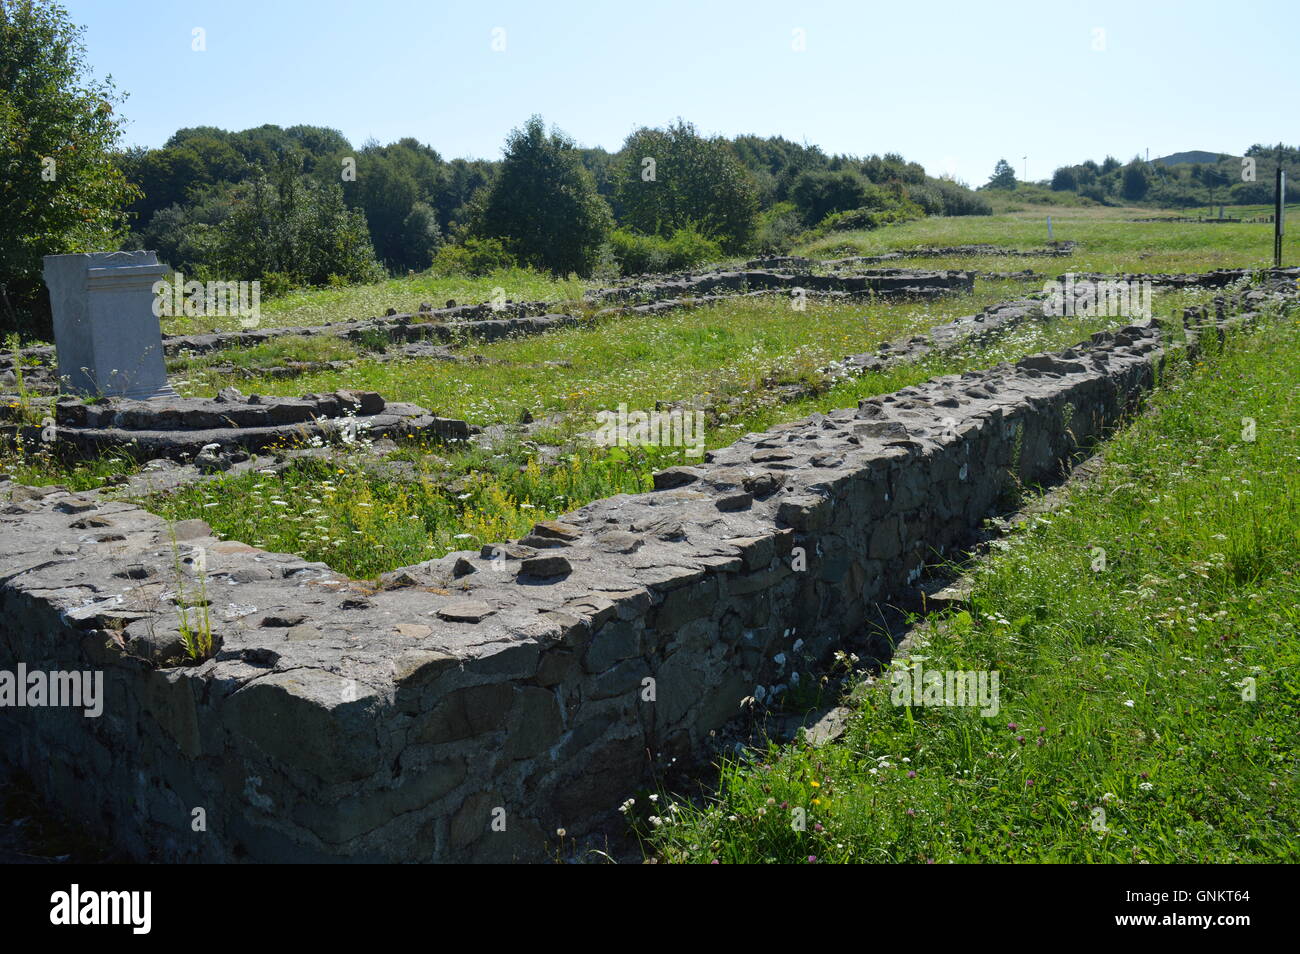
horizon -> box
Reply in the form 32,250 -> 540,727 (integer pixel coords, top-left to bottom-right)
64,0 -> 1298,186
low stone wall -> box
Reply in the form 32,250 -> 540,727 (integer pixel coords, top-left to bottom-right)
0,388 -> 471,462
0,282 -> 1292,863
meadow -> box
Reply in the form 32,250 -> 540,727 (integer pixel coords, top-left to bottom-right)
638,309 -> 1300,863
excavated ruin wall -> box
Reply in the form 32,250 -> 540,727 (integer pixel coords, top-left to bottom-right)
0,299 -> 1268,863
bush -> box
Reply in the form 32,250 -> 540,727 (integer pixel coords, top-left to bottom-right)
790,169 -> 877,224
753,202 -> 805,254
608,225 -> 721,275
430,237 -> 517,277
932,179 -> 993,215
905,183 -> 945,215
259,271 -> 297,299
813,200 -> 923,235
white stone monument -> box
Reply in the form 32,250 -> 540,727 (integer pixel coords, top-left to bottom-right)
43,251 -> 176,400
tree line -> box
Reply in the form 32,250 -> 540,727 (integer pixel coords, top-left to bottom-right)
1,0 -> 991,338
981,149 -> 1300,207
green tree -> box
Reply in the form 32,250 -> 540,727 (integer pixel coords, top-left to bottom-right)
349,138 -> 446,271
1050,167 -> 1077,191
986,159 -> 1017,190
615,120 -> 759,253
1120,161 -> 1150,201
473,115 -> 612,276
789,168 -> 877,225
213,162 -> 383,289
0,0 -> 138,335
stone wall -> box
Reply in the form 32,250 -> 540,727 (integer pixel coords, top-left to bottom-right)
0,281 -> 1292,863
0,388 -> 470,462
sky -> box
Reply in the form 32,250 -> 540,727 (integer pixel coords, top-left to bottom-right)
63,0 -> 1300,186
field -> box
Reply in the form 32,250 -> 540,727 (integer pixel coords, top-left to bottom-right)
639,312 -> 1300,863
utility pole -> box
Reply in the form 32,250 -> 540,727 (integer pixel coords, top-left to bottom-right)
1023,155 -> 1028,183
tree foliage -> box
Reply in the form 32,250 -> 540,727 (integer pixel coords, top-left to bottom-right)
473,115 -> 612,276
615,121 -> 759,253
986,159 -> 1018,190
212,160 -> 384,287
0,0 -> 138,334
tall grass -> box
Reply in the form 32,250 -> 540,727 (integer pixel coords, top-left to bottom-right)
640,311 -> 1300,863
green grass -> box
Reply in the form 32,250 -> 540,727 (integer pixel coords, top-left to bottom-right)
801,203 -> 1300,275
173,280 -> 1040,424
0,441 -> 140,491
639,308 -> 1300,863
167,334 -> 362,376
142,444 -> 670,582
158,266 -> 589,335
144,282 -> 1195,579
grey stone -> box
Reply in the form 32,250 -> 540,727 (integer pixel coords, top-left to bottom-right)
43,251 -> 176,400
520,555 -> 572,579
435,599 -> 496,623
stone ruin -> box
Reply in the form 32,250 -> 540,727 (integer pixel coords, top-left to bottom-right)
0,388 -> 470,465
42,251 -> 176,401
2,270 -> 1294,862
1,264 -> 974,403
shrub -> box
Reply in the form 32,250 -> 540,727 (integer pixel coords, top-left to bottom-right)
813,199 -> 923,234
905,183 -> 945,215
608,226 -> 721,275
932,179 -> 993,215
259,271 -> 298,299
790,169 -> 876,224
430,237 -> 517,276
753,201 -> 805,254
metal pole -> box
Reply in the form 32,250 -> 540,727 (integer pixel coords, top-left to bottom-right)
1275,166 -> 1285,267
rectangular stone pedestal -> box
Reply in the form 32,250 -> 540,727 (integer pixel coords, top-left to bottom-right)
43,251 -> 176,400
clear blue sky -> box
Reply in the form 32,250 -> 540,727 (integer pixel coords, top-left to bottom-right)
65,0 -> 1300,186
